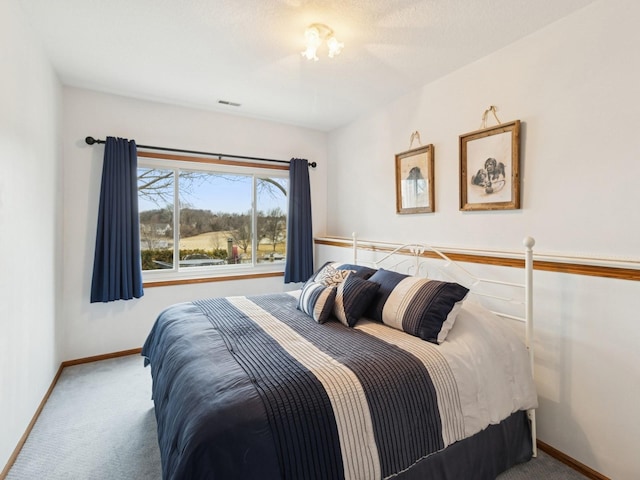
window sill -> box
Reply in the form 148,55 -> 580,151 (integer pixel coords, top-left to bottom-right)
143,270 -> 284,288
142,263 -> 286,288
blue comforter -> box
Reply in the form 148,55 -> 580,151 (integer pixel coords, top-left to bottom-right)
142,293 -> 531,480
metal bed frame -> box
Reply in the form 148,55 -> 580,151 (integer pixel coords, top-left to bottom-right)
351,234 -> 537,456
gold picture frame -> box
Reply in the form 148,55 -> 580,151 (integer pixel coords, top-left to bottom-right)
459,120 -> 520,211
395,144 -> 434,214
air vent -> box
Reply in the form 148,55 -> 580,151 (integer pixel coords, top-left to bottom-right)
218,100 -> 241,107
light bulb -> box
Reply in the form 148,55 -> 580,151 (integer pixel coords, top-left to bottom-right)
326,36 -> 344,58
301,26 -> 322,61
301,45 -> 319,61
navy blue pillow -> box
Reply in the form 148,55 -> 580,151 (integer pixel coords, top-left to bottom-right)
333,276 -> 380,327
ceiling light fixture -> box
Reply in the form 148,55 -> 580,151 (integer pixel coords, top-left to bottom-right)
301,23 -> 344,61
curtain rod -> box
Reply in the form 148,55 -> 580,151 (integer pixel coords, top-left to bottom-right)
84,136 -> 317,168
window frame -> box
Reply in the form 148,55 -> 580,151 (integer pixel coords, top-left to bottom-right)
137,151 -> 289,285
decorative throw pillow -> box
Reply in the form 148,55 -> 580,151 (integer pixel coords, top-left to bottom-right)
308,261 -> 378,284
333,276 -> 380,327
303,261 -> 332,284
365,269 -> 410,322
333,263 -> 378,280
366,269 -> 469,343
297,281 -> 337,324
315,264 -> 353,287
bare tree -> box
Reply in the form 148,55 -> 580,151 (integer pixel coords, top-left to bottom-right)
258,177 -> 287,198
140,224 -> 167,250
231,212 -> 252,254
258,207 -> 286,253
139,208 -> 172,250
138,169 -> 214,207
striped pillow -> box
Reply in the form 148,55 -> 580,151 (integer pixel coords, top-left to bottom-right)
333,275 -> 380,327
366,269 -> 469,343
297,281 -> 337,324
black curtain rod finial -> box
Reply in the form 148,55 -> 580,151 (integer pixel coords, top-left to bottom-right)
85,136 -> 104,145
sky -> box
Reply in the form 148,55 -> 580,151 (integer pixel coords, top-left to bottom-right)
138,169 -> 287,214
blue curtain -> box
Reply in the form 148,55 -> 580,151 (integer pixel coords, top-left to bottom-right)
284,158 -> 313,283
90,137 -> 144,303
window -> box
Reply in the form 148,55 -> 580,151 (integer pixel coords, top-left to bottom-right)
137,154 -> 288,280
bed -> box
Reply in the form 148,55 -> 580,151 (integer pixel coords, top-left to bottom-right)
142,237 -> 538,480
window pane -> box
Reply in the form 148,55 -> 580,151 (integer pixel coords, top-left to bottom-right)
178,171 -> 252,268
256,176 -> 288,264
138,168 -> 175,270
138,161 -> 289,276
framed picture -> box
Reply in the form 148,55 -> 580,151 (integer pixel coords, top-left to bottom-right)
395,144 -> 434,214
459,120 -> 520,211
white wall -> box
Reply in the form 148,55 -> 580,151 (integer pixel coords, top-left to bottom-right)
0,0 -> 63,471
328,0 -> 639,258
324,0 -> 640,478
61,87 -> 328,361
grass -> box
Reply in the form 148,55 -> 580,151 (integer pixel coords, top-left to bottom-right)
151,231 -> 286,257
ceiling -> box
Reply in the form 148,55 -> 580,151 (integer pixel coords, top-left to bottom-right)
19,0 -> 596,132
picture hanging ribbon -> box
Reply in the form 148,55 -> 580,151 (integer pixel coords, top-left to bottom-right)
409,130 -> 422,149
480,105 -> 502,129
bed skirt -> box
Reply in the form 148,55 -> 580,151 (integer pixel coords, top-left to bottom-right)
395,409 -> 532,479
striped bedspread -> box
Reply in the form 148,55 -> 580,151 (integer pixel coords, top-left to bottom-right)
142,292 -> 537,480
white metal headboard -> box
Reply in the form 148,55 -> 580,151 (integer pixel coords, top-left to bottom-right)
351,233 -> 537,456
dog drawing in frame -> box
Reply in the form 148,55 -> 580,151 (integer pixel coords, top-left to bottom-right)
471,157 -> 506,194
